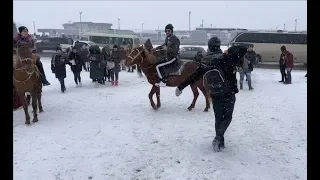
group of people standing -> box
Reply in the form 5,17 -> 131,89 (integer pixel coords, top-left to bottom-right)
51,44 -> 126,92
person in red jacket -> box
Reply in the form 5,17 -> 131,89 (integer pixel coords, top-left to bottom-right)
280,46 -> 294,84
13,26 -> 50,86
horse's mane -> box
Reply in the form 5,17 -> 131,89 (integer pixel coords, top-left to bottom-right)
141,45 -> 156,64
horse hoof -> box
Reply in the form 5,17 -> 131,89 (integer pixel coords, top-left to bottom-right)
32,118 -> 38,123
39,109 -> 44,113
25,121 -> 31,125
187,107 -> 193,111
157,104 -> 161,108
203,108 -> 209,112
152,106 -> 158,110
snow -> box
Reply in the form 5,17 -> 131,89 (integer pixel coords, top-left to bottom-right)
14,58 -> 307,180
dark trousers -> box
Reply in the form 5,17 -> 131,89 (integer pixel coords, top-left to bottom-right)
285,68 -> 292,83
58,78 -> 66,90
178,66 -> 208,91
280,65 -> 286,82
107,69 -> 112,81
212,94 -> 236,142
72,71 -> 81,84
109,69 -> 119,81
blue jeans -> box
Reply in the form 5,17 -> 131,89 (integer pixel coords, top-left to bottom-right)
239,71 -> 252,89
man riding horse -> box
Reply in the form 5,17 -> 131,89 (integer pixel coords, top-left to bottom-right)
13,26 -> 50,86
153,24 -> 180,87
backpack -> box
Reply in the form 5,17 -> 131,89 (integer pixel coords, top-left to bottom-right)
203,67 -> 230,97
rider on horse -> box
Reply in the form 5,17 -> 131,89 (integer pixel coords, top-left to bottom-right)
153,24 -> 180,87
13,26 -> 50,86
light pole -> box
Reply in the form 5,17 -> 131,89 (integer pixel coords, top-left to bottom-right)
141,23 -> 144,38
79,12 -> 82,36
33,21 -> 36,34
188,11 -> 191,31
295,19 -> 297,32
117,18 -> 120,31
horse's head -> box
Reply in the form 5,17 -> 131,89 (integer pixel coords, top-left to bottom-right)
226,45 -> 248,67
15,40 -> 34,71
125,45 -> 156,67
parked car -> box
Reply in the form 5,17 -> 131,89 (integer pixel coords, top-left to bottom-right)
179,46 -> 206,60
35,37 -> 73,52
60,40 -> 97,53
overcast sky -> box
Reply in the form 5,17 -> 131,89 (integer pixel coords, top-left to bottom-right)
14,0 -> 307,33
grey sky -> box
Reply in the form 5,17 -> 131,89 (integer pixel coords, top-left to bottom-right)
14,0 -> 307,33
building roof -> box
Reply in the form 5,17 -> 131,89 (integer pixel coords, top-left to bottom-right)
62,22 -> 112,26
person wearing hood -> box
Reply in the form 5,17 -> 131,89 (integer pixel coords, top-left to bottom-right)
153,24 -> 180,87
51,47 -> 70,93
109,45 -> 121,86
194,50 -> 203,63
68,47 -> 84,87
175,37 -> 248,152
13,26 -> 51,86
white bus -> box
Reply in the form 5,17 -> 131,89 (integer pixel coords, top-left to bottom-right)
82,32 -> 140,49
229,31 -> 307,65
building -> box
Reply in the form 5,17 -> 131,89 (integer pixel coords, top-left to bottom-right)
62,22 -> 112,34
38,21 -> 135,38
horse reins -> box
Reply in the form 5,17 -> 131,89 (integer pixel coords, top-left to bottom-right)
13,57 -> 39,84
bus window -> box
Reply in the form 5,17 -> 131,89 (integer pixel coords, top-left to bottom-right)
134,38 -> 140,45
124,38 -> 133,45
117,38 -> 124,45
235,32 -> 307,45
110,37 -> 117,45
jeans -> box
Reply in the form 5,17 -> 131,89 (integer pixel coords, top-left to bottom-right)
73,71 -> 81,84
109,69 -> 119,81
285,68 -> 292,83
239,71 -> 252,89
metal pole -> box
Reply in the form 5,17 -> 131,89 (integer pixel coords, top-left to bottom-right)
33,21 -> 36,34
79,12 -> 82,36
295,19 -> 297,32
201,19 -> 204,28
188,11 -> 191,31
117,18 -> 120,31
284,23 -> 285,31
141,23 -> 144,38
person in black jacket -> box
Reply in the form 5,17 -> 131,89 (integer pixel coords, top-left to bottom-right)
68,47 -> 85,87
153,24 -> 180,87
109,45 -> 121,86
51,47 -> 70,92
279,50 -> 287,82
175,37 -> 248,152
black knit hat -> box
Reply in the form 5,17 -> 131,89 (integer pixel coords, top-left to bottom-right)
18,26 -> 28,33
165,24 -> 173,32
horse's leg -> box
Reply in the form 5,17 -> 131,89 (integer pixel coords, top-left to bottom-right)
188,83 -> 199,111
37,91 -> 44,113
155,86 -> 161,108
197,82 -> 210,112
148,85 -> 157,110
19,92 -> 30,124
31,92 -> 38,122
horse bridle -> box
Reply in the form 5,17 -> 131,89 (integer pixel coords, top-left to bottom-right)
127,47 -> 144,63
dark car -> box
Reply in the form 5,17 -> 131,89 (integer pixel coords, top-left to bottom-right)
35,37 -> 73,52
179,46 -> 206,60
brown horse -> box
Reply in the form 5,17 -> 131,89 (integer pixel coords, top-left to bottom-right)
125,45 -> 210,111
13,41 -> 43,125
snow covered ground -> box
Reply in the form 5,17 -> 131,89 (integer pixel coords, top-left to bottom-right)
14,58 -> 307,180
